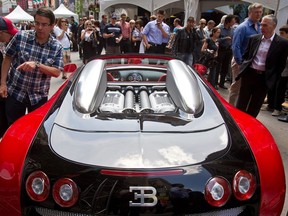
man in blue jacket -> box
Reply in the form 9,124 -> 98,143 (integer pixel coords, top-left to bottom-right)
228,3 -> 263,106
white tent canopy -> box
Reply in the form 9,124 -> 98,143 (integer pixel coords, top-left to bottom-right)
53,3 -> 79,21
5,5 -> 34,23
100,0 -> 180,14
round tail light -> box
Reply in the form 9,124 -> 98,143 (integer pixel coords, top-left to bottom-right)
26,171 -> 50,202
233,170 -> 256,201
52,178 -> 79,207
205,176 -> 231,207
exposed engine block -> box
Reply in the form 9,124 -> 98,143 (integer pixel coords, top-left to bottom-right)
99,87 -> 175,114
74,59 -> 203,116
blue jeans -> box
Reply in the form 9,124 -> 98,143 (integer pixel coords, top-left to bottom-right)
177,53 -> 193,66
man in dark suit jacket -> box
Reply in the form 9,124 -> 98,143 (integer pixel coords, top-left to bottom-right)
235,14 -> 288,117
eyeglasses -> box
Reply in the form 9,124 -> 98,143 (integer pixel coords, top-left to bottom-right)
200,23 -> 206,25
35,21 -> 51,28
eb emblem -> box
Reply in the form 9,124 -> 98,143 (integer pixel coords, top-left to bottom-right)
129,186 -> 157,207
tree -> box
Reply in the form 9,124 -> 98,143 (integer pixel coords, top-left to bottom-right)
75,0 -> 84,16
233,4 -> 249,23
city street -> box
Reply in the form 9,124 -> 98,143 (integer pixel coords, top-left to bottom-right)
49,51 -> 288,215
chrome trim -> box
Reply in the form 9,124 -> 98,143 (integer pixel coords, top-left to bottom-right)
107,82 -> 165,87
166,60 -> 204,115
73,60 -> 107,114
106,65 -> 167,71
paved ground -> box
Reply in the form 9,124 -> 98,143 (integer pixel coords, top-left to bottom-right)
49,51 -> 288,215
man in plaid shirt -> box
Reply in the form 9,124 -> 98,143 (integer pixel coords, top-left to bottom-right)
0,8 -> 63,126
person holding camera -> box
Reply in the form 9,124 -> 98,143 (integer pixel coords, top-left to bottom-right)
54,17 -> 71,79
80,20 -> 98,64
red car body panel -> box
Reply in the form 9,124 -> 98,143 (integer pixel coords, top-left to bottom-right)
220,95 -> 285,216
0,59 -> 285,215
0,88 -> 62,216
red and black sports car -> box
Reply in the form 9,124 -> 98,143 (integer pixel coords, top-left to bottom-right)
0,55 -> 285,216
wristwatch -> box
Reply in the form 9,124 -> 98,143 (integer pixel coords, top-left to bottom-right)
35,61 -> 40,69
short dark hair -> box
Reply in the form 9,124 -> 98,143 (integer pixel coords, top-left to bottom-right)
187,16 -> 195,23
157,10 -> 165,16
224,14 -> 236,24
207,20 -> 215,25
210,27 -> 220,37
279,24 -> 288,33
94,20 -> 100,27
34,7 -> 55,25
135,19 -> 143,26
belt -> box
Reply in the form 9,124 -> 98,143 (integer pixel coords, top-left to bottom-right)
250,67 -> 265,74
149,42 -> 162,46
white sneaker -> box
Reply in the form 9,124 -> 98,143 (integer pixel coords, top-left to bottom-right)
272,110 -> 282,116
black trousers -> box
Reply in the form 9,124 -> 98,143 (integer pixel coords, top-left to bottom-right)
236,68 -> 268,117
5,95 -> 47,126
216,49 -> 233,86
98,37 -> 106,55
0,99 -> 8,138
145,44 -> 164,54
120,39 -> 131,53
268,76 -> 288,111
71,34 -> 78,52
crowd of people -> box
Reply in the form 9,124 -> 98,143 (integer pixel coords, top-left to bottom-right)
0,3 -> 287,139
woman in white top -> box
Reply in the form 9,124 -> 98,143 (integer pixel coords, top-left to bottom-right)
54,18 -> 71,79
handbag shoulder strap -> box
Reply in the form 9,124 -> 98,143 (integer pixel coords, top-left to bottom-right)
65,32 -> 70,40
